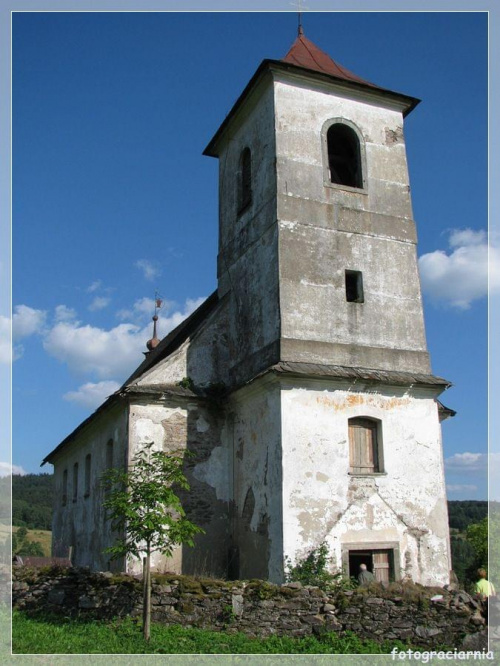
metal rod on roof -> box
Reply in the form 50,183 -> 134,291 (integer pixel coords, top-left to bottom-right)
290,0 -> 308,36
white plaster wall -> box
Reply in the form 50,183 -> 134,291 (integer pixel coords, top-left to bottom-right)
136,299 -> 232,389
137,343 -> 188,386
51,402 -> 129,571
274,78 -> 412,217
280,383 -> 450,586
128,399 -> 229,577
127,401 -> 188,575
273,76 -> 429,373
230,382 -> 283,582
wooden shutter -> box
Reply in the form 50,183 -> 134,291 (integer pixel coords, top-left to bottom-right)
349,418 -> 378,473
373,551 -> 390,583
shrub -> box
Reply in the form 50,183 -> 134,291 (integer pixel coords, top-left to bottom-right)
285,542 -> 355,591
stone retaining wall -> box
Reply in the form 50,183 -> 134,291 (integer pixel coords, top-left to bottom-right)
12,567 -> 487,649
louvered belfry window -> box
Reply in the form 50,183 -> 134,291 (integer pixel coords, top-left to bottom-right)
349,417 -> 380,474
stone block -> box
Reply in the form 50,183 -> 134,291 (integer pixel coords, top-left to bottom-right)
48,589 -> 65,605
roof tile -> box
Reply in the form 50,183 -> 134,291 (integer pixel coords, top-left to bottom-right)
282,34 -> 376,88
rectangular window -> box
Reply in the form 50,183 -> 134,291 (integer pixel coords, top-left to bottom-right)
72,462 -> 78,502
62,469 -> 68,507
345,270 -> 364,303
84,454 -> 91,498
349,417 -> 381,474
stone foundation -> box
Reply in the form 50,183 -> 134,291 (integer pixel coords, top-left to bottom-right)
12,566 -> 487,649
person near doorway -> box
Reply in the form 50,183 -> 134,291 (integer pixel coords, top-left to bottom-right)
358,563 -> 375,586
474,569 -> 496,599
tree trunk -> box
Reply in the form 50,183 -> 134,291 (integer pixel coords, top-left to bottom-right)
143,549 -> 151,641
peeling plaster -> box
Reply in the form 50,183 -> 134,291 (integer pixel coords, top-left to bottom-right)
193,446 -> 230,502
133,418 -> 164,447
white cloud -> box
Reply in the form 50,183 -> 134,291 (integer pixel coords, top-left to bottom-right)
87,280 -> 102,293
55,305 -> 78,322
117,297 -> 176,321
0,462 -> 27,477
448,229 -> 486,248
43,296 -> 206,381
419,228 -> 500,309
88,296 -> 111,312
117,297 -> 156,321
0,315 -> 11,364
444,451 -> 488,474
43,321 -> 143,379
446,484 -> 478,494
64,380 -> 121,409
135,259 -> 161,282
12,305 -> 47,340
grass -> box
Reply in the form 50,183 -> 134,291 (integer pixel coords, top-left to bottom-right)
12,527 -> 52,556
13,611 -> 411,655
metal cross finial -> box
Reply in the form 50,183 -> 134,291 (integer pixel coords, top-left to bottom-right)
290,0 -> 308,36
154,290 -> 163,316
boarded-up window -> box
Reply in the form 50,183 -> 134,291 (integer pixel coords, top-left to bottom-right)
84,454 -> 91,498
238,147 -> 252,212
348,417 -> 381,474
72,462 -> 78,502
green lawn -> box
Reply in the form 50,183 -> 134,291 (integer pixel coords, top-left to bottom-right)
13,612 -> 410,655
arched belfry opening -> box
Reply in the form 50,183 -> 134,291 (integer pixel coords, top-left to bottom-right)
327,123 -> 363,188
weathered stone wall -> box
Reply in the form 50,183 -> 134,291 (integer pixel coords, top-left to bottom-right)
50,401 -> 129,572
229,381 -> 283,582
214,78 -> 281,388
274,73 -> 430,375
12,567 -> 486,649
127,397 -> 229,577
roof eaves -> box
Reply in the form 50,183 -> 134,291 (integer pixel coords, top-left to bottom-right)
124,384 -> 200,399
270,361 -> 451,388
230,361 -> 451,393
41,390 -> 126,466
204,58 -> 420,157
274,60 -> 420,117
203,60 -> 273,158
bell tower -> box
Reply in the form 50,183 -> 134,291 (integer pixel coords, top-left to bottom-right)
275,33 -> 429,374
206,32 -> 451,585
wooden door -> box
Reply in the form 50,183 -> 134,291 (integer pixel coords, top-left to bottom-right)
373,550 -> 390,583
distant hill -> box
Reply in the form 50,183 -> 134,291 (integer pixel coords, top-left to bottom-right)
12,474 -> 53,531
448,500 -> 488,532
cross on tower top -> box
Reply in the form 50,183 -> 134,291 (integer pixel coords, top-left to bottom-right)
290,0 -> 308,36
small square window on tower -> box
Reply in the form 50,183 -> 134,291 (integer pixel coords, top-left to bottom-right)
345,270 -> 364,303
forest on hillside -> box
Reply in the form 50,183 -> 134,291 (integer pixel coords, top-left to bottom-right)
11,473 -> 53,530
447,500 -> 488,531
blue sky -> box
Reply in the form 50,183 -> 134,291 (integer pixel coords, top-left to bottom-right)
7,11 -> 494,500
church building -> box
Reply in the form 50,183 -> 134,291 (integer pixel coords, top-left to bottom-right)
43,30 -> 454,586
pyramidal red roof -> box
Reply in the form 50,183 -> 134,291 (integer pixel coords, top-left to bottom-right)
282,31 -> 377,88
